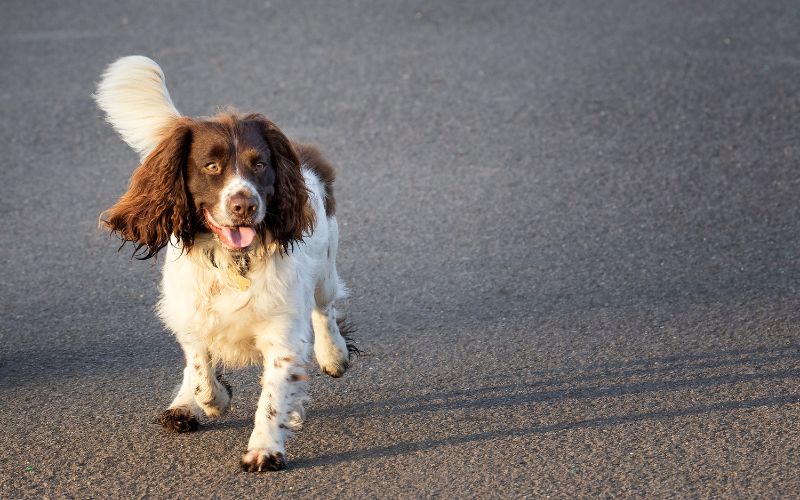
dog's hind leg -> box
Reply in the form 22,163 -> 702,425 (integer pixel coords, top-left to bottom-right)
312,217 -> 352,378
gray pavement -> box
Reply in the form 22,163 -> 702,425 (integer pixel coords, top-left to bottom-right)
1,0 -> 799,497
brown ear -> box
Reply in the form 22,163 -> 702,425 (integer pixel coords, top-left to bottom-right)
249,114 -> 315,253
101,120 -> 195,259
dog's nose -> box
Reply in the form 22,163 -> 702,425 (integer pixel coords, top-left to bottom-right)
229,192 -> 258,217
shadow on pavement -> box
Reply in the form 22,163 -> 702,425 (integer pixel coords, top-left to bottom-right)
291,394 -> 800,470
292,343 -> 799,468
315,344 -> 799,418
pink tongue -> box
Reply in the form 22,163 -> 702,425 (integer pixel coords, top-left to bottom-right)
218,226 -> 256,249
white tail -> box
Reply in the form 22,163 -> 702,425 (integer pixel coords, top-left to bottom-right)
94,56 -> 182,160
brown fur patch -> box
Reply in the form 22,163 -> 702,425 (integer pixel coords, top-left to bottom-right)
293,141 -> 337,217
101,119 -> 195,260
101,113 -> 316,259
274,355 -> 296,368
240,451 -> 285,472
159,408 -> 199,433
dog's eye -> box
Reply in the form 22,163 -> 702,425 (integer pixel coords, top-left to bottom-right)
254,162 -> 267,171
204,162 -> 221,174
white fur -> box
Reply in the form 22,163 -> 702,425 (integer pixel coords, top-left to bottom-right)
94,56 -> 182,160
97,56 -> 352,471
159,169 -> 349,467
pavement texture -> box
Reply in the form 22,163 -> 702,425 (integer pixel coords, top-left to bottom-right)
1,0 -> 799,497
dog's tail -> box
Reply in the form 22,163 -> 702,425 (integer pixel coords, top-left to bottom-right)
94,56 -> 182,161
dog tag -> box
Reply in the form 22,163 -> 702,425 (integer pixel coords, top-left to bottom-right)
228,269 -> 251,291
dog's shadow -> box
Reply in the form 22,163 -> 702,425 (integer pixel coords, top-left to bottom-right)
286,344 -> 799,469
150,344 -> 799,469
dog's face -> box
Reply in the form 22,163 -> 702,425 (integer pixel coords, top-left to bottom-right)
102,113 -> 314,258
185,118 -> 274,251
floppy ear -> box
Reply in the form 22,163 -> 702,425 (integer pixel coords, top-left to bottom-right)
249,114 -> 315,253
101,119 -> 195,259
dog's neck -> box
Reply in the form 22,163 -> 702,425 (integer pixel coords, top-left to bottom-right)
205,247 -> 250,276
193,232 -> 276,268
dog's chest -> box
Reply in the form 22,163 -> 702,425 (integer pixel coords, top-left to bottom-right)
159,244 -> 307,366
186,282 -> 257,363
192,265 -> 296,366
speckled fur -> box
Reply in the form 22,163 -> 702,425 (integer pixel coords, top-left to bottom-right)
96,56 -> 354,472
158,169 -> 350,468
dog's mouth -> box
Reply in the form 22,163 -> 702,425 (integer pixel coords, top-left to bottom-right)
204,210 -> 257,250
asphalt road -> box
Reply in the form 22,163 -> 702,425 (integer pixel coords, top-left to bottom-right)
2,1 -> 799,497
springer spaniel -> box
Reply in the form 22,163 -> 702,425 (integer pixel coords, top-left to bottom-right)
95,56 -> 354,472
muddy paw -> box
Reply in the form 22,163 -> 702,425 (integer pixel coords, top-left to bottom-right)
318,344 -> 350,378
159,408 -> 199,433
240,449 -> 286,472
320,356 -> 350,378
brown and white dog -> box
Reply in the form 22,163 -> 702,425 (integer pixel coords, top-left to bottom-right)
95,56 -> 353,472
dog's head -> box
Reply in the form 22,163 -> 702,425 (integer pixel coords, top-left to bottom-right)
101,113 -> 314,259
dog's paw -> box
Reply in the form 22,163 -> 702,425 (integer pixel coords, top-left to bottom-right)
320,355 -> 350,378
240,449 -> 286,472
317,341 -> 350,378
159,407 -> 199,433
314,315 -> 355,378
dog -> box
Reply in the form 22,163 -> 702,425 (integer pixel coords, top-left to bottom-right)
95,56 -> 354,472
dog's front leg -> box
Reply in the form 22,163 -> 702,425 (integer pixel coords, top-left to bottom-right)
241,322 -> 310,472
159,341 -> 232,432
189,344 -> 232,418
